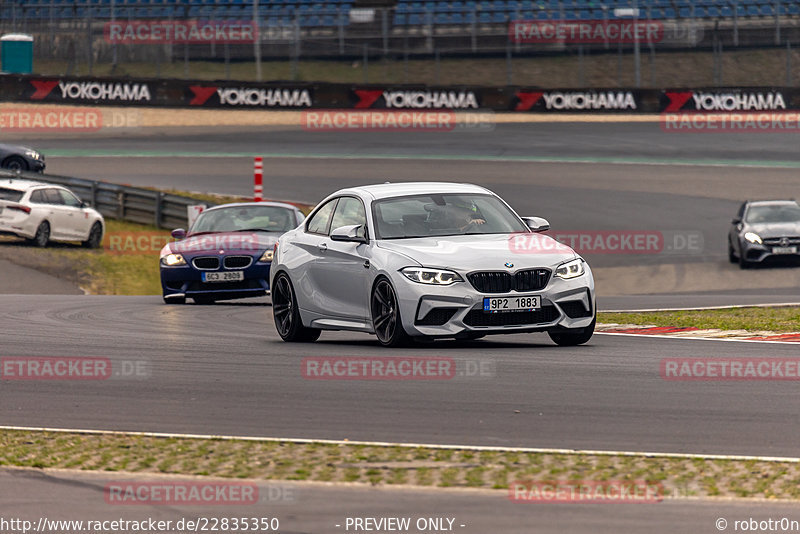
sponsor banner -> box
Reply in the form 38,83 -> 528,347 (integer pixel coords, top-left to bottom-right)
28,78 -> 153,104
352,88 -> 481,110
509,20 -> 665,44
187,84 -> 313,108
660,89 -> 791,112
509,480 -> 663,503
511,89 -> 641,112
104,19 -> 258,44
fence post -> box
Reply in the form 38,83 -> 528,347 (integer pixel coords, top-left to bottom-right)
155,192 -> 164,229
91,181 -> 98,209
787,41 -> 792,86
775,0 -> 780,46
363,43 -> 369,83
117,190 -> 125,220
254,157 -> 263,202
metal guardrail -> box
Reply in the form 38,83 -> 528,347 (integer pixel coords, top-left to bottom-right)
0,168 -> 215,229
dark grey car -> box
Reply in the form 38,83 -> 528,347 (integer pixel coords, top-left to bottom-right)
728,200 -> 800,269
0,143 -> 45,173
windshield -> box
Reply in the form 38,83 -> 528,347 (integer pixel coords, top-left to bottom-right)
372,193 -> 528,239
190,205 -> 297,234
745,204 -> 800,224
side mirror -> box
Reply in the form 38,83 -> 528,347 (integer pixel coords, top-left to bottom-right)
171,228 -> 186,240
330,224 -> 368,244
732,217 -> 742,225
521,216 -> 550,233
80,200 -> 91,208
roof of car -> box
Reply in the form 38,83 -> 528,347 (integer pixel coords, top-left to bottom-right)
338,182 -> 492,200
204,201 -> 301,212
746,200 -> 798,207
0,178 -> 52,191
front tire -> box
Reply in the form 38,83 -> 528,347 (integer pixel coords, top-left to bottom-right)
30,222 -> 50,248
371,278 -> 411,347
82,222 -> 103,248
272,272 -> 321,342
3,156 -> 28,172
548,317 -> 595,347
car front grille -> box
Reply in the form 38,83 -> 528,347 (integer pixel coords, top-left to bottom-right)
415,307 -> 458,326
762,237 -> 800,246
463,305 -> 559,327
224,255 -> 253,269
192,257 -> 220,270
467,269 -> 550,293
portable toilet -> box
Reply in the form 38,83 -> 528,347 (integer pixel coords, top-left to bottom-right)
1,34 -> 33,73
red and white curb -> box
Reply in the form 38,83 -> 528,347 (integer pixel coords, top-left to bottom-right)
597,323 -> 800,343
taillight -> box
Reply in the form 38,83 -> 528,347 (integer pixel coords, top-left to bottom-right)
7,204 -> 31,214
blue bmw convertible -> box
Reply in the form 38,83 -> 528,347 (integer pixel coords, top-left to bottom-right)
159,201 -> 305,304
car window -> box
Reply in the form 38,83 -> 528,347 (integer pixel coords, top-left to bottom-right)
745,204 -> 800,224
306,198 -> 338,235
44,188 -> 64,205
372,193 -> 528,239
0,187 -> 23,202
191,205 -> 298,233
29,190 -> 46,204
329,197 -> 367,233
58,189 -> 82,208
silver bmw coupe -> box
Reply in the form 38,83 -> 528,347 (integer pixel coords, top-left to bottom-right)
270,182 -> 595,346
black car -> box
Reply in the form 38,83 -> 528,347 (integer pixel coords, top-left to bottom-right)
728,200 -> 800,269
0,143 -> 45,173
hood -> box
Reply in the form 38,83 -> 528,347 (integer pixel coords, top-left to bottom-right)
163,231 -> 278,257
746,222 -> 800,239
376,233 -> 577,271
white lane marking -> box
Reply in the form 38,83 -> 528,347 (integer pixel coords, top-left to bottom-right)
1,425 -> 797,463
595,332 -> 800,344
602,302 -> 800,313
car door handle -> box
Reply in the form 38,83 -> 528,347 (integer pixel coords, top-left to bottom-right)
317,243 -> 327,252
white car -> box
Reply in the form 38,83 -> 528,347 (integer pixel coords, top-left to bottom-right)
271,182 -> 595,347
0,179 -> 105,248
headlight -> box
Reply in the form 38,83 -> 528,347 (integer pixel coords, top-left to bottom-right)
744,232 -> 762,245
554,258 -> 585,280
161,253 -> 186,267
24,150 -> 42,160
259,250 -> 274,263
401,267 -> 463,285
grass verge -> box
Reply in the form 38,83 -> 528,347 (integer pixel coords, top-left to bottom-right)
598,307 -> 800,333
1,429 -> 799,500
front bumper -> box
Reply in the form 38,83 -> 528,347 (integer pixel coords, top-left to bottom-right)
741,242 -> 800,263
160,261 -> 271,301
393,268 -> 595,338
